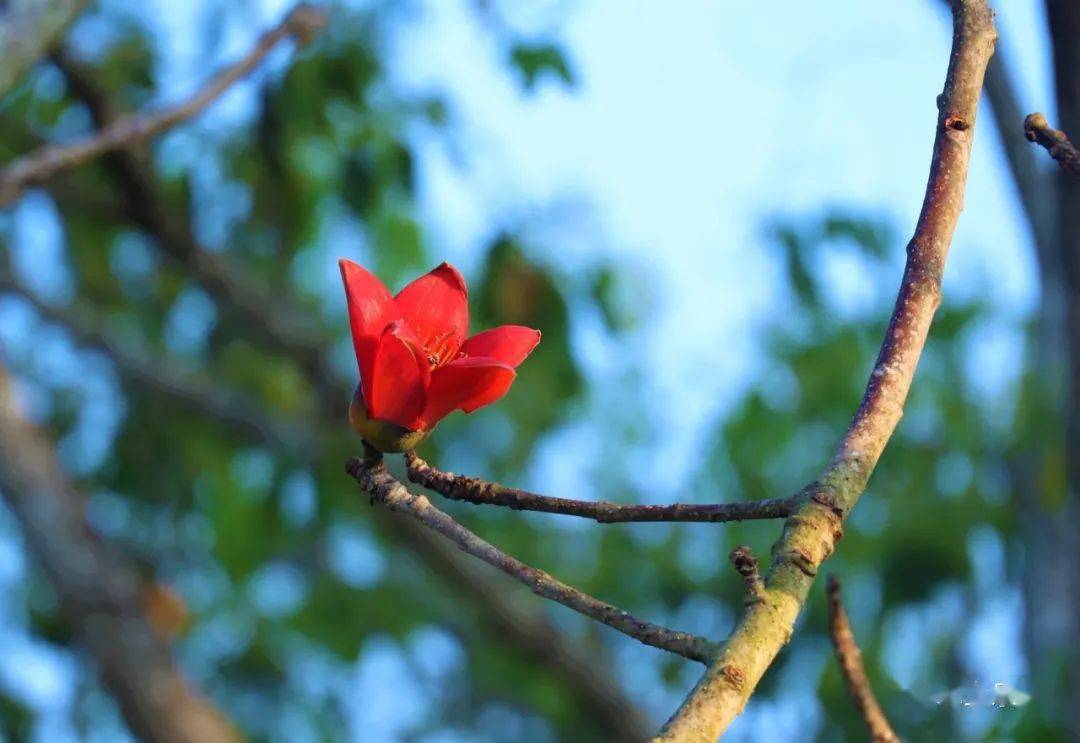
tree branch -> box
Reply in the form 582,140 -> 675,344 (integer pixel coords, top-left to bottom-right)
404,451 -> 796,524
348,451 -> 719,664
0,365 -> 240,742
0,4 -> 326,205
0,0 -> 89,99
934,0 -> 1057,261
45,40 -> 335,399
654,3 -> 997,739
826,576 -> 900,743
1025,112 -> 1080,177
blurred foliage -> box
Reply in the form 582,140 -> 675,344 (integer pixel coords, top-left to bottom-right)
0,2 -> 1065,742
508,43 -> 575,91
696,212 -> 1061,741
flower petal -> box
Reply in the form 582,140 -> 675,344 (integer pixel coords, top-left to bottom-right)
339,259 -> 400,405
460,326 -> 541,368
368,321 -> 429,429
420,357 -> 516,429
394,262 -> 469,363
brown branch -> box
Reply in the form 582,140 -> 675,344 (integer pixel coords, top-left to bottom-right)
654,3 -> 997,739
934,0 -> 1057,261
0,4 -> 326,205
1025,112 -> 1080,177
826,576 -> 900,743
0,366 -> 240,742
349,450 -> 719,664
404,451 -> 796,523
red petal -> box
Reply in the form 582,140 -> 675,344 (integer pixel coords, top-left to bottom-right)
394,262 -> 469,363
420,357 -> 516,428
460,326 -> 541,368
339,259 -> 400,405
368,321 -> 429,429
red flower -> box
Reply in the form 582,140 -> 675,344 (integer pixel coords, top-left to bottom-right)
339,259 -> 541,450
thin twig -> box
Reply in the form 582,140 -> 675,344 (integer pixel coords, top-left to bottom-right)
655,3 -> 997,739
348,451 -> 719,664
0,4 -> 326,205
405,451 -> 796,523
728,546 -> 765,606
827,576 -> 901,743
1025,112 -> 1080,177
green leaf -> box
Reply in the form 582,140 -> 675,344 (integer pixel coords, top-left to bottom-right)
509,43 -> 575,91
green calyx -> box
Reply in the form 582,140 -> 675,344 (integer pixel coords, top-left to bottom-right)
348,387 -> 429,453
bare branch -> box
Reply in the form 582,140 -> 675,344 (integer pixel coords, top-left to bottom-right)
826,576 -> 900,743
934,0 -> 1057,259
0,4 -> 326,205
405,451 -> 795,524
0,366 -> 240,742
0,0 -> 89,98
655,3 -> 997,738
349,451 -> 719,664
1025,112 -> 1080,177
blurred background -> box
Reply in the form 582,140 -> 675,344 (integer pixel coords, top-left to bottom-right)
0,0 -> 1073,740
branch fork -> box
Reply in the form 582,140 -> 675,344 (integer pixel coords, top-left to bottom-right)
349,449 -> 720,664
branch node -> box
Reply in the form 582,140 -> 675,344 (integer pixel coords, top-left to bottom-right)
1024,112 -> 1080,177
728,545 -> 765,605
719,664 -> 746,691
285,4 -> 328,45
349,456 -> 717,664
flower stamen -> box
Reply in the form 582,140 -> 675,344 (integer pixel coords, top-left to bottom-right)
421,327 -> 458,368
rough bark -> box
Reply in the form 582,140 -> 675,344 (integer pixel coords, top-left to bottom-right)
653,2 -> 997,738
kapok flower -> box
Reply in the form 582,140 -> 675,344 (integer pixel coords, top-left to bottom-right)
339,259 -> 541,452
